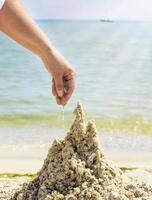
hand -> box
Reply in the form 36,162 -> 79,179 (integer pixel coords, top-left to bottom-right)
0,0 -> 75,106
42,47 -> 76,106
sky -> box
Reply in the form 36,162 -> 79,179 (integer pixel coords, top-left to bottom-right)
22,0 -> 152,21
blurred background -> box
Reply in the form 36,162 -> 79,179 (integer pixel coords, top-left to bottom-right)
0,0 -> 152,173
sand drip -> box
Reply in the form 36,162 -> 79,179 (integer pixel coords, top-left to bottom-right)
12,102 -> 152,200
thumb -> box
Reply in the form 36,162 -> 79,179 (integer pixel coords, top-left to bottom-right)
54,74 -> 64,97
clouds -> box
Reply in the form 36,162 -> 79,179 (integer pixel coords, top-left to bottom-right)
22,0 -> 152,21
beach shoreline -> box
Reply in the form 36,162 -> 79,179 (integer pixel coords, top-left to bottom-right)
1,164 -> 152,199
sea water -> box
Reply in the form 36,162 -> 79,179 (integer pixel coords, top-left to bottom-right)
1,21 -> 152,120
0,20 -> 152,167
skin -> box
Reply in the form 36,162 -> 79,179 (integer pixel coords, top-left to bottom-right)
0,0 -> 76,106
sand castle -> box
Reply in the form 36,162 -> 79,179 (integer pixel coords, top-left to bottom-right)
12,102 -> 152,200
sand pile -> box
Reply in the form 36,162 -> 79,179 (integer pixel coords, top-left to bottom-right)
12,102 -> 152,200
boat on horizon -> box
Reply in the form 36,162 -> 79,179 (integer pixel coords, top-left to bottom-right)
100,19 -> 113,23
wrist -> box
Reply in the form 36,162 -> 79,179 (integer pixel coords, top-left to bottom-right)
38,42 -> 55,60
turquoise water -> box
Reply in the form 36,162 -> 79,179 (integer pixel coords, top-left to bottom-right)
1,20 -> 152,133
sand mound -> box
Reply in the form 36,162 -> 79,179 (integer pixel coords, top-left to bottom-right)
12,102 -> 152,200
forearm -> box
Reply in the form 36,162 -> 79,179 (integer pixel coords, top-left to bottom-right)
0,0 -> 76,105
0,0 -> 52,58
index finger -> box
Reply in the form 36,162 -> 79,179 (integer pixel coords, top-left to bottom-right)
63,76 -> 76,102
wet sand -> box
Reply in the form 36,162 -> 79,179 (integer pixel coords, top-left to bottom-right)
0,166 -> 152,199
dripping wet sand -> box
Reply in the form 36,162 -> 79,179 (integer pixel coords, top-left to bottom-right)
0,102 -> 151,200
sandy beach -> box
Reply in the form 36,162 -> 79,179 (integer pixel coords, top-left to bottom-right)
0,125 -> 152,173
1,155 -> 152,199
0,103 -> 151,200
0,176 -> 30,200
0,123 -> 152,199
1,169 -> 152,200
0,125 -> 152,199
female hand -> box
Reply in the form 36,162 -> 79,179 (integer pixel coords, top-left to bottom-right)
42,47 -> 76,106
0,0 -> 76,106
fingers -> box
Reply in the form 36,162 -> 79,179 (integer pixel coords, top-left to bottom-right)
56,96 -> 62,105
63,72 -> 76,104
54,74 -> 64,97
64,78 -> 75,102
52,79 -> 63,105
52,71 -> 76,106
56,96 -> 66,106
52,79 -> 57,96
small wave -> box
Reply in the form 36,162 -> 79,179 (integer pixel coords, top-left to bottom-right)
0,113 -> 152,134
0,112 -> 73,127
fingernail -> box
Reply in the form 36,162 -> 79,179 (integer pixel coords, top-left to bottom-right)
58,90 -> 63,97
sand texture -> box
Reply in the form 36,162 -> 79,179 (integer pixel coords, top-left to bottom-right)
0,177 -> 30,200
9,102 -> 152,200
